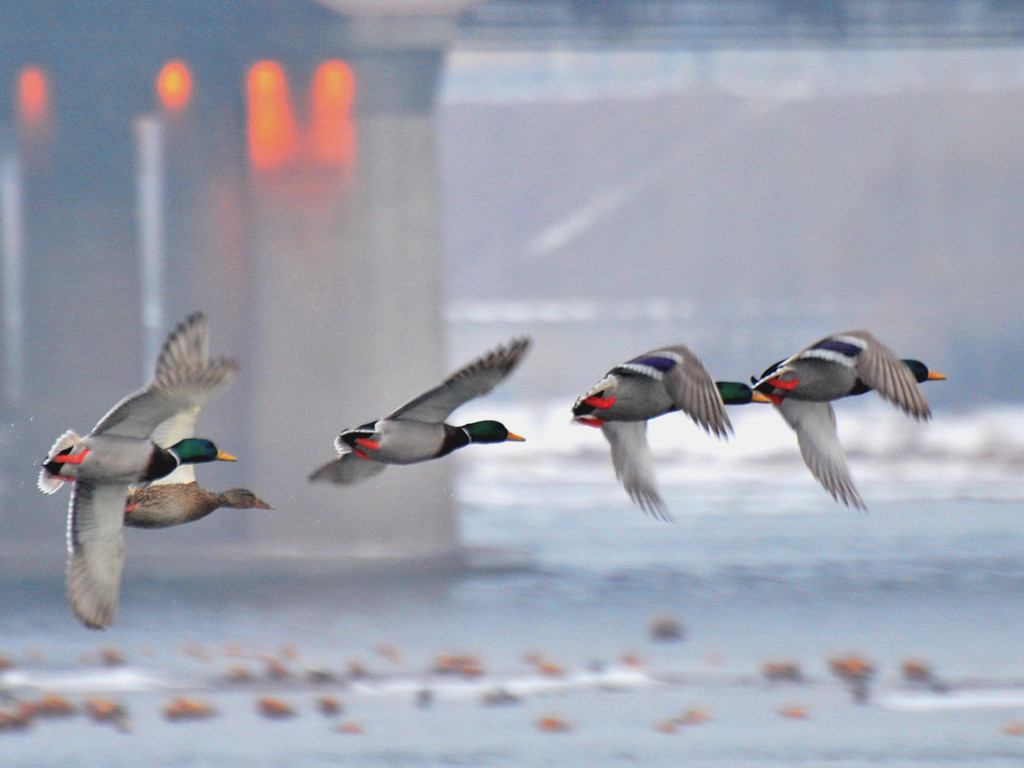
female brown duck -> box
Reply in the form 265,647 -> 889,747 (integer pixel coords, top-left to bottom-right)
125,481 -> 273,528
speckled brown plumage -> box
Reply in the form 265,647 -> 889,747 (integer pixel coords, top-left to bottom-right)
124,482 -> 272,529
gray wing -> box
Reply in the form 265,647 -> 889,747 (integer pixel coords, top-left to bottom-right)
90,361 -> 237,439
601,421 -> 673,522
153,311 -> 210,380
65,481 -> 129,629
146,314 -> 225,481
658,345 -> 733,438
387,337 -> 531,423
845,330 -> 931,420
91,314 -> 239,440
776,399 -> 865,510
309,454 -> 388,485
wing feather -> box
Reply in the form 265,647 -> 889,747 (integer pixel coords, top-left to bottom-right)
91,358 -> 238,439
776,399 -> 865,510
308,453 -> 388,485
635,345 -> 732,438
601,421 -> 673,522
65,482 -> 129,629
387,337 -> 531,423
845,330 -> 931,420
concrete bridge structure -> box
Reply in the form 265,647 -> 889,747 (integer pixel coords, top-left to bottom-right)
1,0 -> 1022,572
0,0 -> 481,570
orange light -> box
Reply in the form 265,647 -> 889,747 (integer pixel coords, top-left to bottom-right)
157,61 -> 192,111
246,61 -> 298,172
17,67 -> 49,127
310,60 -> 357,168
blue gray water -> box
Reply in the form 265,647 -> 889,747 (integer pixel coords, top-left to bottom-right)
4,472 -> 1024,766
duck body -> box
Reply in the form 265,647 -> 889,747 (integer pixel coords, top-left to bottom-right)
571,345 -> 742,521
125,482 -> 273,529
756,356 -> 859,402
752,331 -> 931,418
43,434 -> 178,487
310,337 -> 531,486
337,420 -> 455,465
38,311 -> 239,629
751,330 -> 944,510
573,372 -> 676,424
572,346 -> 733,433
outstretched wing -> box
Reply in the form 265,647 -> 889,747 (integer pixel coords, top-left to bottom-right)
387,337 -> 531,423
91,312 -> 239,440
654,345 -> 732,438
308,454 -> 388,485
153,310 -> 210,380
844,330 -> 932,420
65,481 -> 129,629
776,398 -> 865,510
601,421 -> 673,522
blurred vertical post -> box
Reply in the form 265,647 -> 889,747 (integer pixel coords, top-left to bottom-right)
0,136 -> 25,406
244,14 -> 463,563
134,113 -> 165,375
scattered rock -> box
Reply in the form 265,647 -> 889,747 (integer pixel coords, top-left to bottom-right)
537,715 -> 572,733
317,696 -> 343,716
163,698 -> 217,722
257,698 -> 296,719
779,705 -> 810,719
649,615 -> 685,642
762,660 -> 803,682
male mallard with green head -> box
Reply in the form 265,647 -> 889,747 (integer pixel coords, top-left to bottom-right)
572,345 -> 771,521
751,330 -> 946,509
38,312 -> 239,629
309,337 -> 531,485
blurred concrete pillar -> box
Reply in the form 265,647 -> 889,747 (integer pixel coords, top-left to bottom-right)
244,13 -> 460,563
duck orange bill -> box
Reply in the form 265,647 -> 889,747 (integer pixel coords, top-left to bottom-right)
507,432 -> 526,442
928,371 -> 947,380
217,451 -> 237,461
750,392 -> 775,404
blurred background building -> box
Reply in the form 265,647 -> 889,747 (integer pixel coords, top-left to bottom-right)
2,1 -> 1023,571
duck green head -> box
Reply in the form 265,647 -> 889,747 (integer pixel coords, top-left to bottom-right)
169,438 -> 237,465
462,420 -> 526,444
902,360 -> 947,384
715,381 -> 774,406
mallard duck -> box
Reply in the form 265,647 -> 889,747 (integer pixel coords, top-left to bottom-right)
751,330 -> 945,509
572,345 -> 770,521
309,337 -> 531,485
38,312 -> 239,629
124,483 -> 273,529
122,358 -> 274,530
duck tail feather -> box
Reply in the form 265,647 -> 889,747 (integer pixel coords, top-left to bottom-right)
38,431 -> 82,494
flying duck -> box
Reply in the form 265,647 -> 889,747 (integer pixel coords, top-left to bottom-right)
309,337 -> 531,485
124,481 -> 273,529
38,312 -> 238,628
751,330 -> 945,509
572,345 -> 769,520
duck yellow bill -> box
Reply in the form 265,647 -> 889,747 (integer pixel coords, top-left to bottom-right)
751,392 -> 775,404
217,451 -> 238,461
928,371 -> 947,381
507,432 -> 526,442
